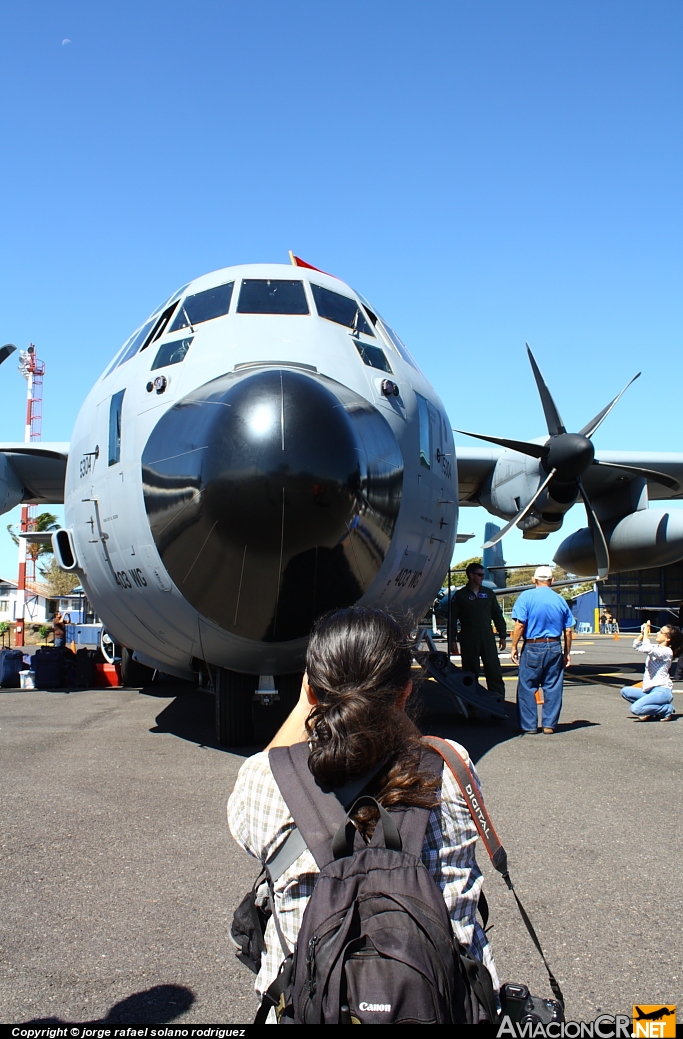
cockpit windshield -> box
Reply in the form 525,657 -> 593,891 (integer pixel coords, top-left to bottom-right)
168,281 -> 234,332
311,284 -> 374,336
237,280 -> 309,314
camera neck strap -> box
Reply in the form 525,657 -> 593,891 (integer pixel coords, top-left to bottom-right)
422,736 -> 565,1010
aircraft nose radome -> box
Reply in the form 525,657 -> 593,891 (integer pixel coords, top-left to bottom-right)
141,368 -> 403,642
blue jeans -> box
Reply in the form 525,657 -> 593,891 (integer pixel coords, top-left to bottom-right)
621,685 -> 673,719
517,642 -> 565,731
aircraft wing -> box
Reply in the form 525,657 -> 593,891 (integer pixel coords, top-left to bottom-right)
580,450 -> 683,501
455,446 -> 501,504
0,442 -> 69,506
490,577 -> 599,597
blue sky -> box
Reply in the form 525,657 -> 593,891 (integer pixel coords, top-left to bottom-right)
1,0 -> 682,579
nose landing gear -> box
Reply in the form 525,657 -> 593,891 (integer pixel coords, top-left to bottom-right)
215,668 -> 303,746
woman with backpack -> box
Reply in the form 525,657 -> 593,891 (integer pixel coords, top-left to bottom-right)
620,620 -> 682,721
227,606 -> 499,1024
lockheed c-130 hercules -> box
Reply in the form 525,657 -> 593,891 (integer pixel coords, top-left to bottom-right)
1,255 -> 682,745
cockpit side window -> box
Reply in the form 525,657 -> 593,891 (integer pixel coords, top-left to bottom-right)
378,318 -> 419,369
108,390 -> 125,466
138,300 -> 182,352
355,293 -> 419,370
103,305 -> 175,377
415,393 -> 432,469
363,303 -> 379,327
354,341 -> 393,373
169,281 -> 235,332
237,280 -> 309,315
311,284 -> 374,336
151,336 -> 193,371
110,319 -> 156,375
101,284 -> 192,380
154,282 -> 190,315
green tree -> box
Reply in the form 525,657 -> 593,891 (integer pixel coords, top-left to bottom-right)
443,556 -> 482,591
495,565 -> 594,611
444,556 -> 593,610
39,558 -> 80,597
6,511 -> 59,558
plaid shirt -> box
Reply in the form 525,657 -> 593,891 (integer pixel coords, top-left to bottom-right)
228,740 -> 499,1006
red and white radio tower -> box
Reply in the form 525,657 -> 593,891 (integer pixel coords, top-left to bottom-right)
15,344 -> 45,647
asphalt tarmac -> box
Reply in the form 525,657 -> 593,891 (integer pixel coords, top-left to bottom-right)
1,635 -> 681,1025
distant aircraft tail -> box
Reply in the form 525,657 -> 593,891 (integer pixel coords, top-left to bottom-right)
483,523 -> 507,589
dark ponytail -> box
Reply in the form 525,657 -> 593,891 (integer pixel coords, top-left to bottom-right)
305,607 -> 439,834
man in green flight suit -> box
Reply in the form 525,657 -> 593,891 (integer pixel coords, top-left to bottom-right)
451,562 -> 507,696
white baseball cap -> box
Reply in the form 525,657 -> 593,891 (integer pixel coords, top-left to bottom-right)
533,565 -> 554,581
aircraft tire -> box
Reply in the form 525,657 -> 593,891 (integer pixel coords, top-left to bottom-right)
216,667 -> 254,746
121,646 -> 155,688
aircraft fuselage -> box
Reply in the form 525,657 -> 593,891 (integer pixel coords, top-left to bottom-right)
64,264 -> 457,679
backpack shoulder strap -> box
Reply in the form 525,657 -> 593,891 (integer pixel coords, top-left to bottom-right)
269,742 -> 349,869
268,743 -> 443,869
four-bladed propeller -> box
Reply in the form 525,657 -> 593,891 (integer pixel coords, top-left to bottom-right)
454,345 -> 680,579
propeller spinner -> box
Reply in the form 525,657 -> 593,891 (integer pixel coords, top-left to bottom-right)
455,345 -> 678,579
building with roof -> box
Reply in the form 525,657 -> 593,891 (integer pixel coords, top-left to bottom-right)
598,560 -> 683,632
0,578 -> 86,627
556,561 -> 683,635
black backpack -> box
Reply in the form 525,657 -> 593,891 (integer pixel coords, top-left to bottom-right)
244,740 -> 497,1025
231,737 -> 564,1025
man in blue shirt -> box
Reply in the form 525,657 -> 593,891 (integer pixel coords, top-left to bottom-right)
510,565 -> 575,734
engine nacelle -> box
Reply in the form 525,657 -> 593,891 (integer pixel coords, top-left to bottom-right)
479,452 -> 551,530
479,449 -> 576,534
554,507 -> 683,576
0,454 -> 23,516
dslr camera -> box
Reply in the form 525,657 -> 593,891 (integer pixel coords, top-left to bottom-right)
500,983 -> 564,1026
